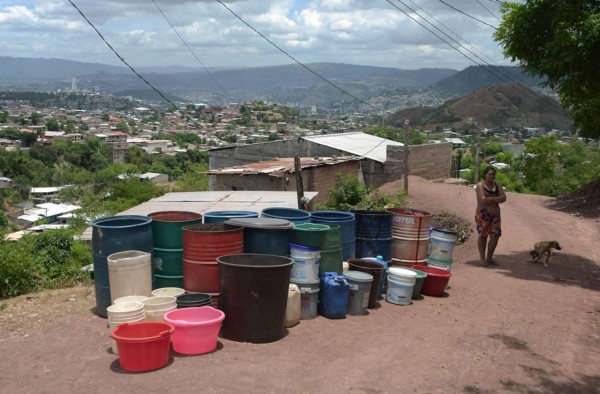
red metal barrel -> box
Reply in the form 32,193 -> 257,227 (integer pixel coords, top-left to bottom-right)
182,223 -> 243,294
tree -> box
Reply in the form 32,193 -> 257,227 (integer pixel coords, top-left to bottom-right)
495,1 -> 600,139
46,118 -> 60,131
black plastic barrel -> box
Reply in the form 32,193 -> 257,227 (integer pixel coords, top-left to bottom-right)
353,210 -> 393,262
92,215 -> 153,317
218,254 -> 293,343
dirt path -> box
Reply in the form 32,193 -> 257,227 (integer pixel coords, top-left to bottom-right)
1,176 -> 599,393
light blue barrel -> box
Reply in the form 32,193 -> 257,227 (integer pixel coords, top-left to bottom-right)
311,210 -> 355,261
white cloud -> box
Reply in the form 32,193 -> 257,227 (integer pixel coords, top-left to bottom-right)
0,0 -> 516,70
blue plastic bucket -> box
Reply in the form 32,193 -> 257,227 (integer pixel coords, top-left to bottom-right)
262,207 -> 311,224
311,210 -> 355,261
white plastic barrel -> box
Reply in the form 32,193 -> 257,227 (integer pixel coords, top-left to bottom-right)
429,228 -> 458,260
284,284 -> 301,328
386,267 -> 417,305
107,250 -> 152,303
290,244 -> 321,281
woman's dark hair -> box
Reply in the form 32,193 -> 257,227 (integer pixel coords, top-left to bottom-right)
483,166 -> 496,176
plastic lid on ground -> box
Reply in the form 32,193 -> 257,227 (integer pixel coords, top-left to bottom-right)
344,270 -> 374,282
225,217 -> 293,229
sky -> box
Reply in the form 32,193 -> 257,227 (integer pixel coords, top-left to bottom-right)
0,0 -> 517,71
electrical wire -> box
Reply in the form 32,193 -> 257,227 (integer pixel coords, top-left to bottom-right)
67,0 -> 200,127
151,0 -> 233,103
215,0 -> 380,112
437,0 -> 498,29
475,0 -> 501,22
389,0 -> 563,110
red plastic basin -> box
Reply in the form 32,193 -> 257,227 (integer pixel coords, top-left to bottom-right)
110,322 -> 175,372
411,265 -> 452,296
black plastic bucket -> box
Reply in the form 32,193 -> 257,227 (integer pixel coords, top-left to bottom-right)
218,254 -> 293,343
176,293 -> 212,309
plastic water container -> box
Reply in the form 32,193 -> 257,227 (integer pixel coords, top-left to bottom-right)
285,284 -> 301,328
429,227 -> 458,260
290,243 -> 321,281
114,295 -> 149,304
344,271 -> 373,316
142,296 -> 177,322
107,250 -> 153,304
427,256 -> 454,271
107,302 -> 146,354
318,272 -> 349,319
290,278 -> 320,320
110,322 -> 175,372
163,306 -> 225,355
151,287 -> 185,298
386,267 -> 417,305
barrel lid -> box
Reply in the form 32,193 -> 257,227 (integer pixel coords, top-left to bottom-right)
388,267 -> 418,278
432,227 -> 457,235
225,217 -> 293,229
345,270 -> 374,282
290,278 -> 320,285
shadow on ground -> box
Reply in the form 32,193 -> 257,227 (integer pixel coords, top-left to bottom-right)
462,333 -> 600,393
465,251 -> 600,292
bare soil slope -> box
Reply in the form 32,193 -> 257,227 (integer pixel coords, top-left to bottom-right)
1,176 -> 599,393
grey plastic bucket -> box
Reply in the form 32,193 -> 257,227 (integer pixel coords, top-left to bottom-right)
344,271 -> 373,316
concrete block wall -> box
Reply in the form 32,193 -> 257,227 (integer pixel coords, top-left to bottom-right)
386,142 -> 452,181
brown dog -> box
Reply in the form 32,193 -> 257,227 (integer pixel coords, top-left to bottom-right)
529,241 -> 561,268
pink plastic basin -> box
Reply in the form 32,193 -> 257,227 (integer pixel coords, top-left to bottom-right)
164,306 -> 225,355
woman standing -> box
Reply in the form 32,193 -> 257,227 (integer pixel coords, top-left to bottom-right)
475,166 -> 506,266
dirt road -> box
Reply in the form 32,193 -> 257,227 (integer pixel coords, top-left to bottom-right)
1,176 -> 599,393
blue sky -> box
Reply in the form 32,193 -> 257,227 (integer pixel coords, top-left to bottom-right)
0,0 -> 517,71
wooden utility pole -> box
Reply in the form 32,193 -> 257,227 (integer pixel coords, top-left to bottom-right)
403,119 -> 409,193
294,155 -> 305,209
474,133 -> 480,184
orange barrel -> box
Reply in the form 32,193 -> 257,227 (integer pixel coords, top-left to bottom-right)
182,223 -> 244,294
388,208 -> 432,267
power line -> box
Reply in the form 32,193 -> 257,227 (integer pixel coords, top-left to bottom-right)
474,0 -> 501,22
67,0 -> 200,127
215,0 -> 379,112
389,0 -> 563,110
151,0 -> 232,103
437,0 -> 498,30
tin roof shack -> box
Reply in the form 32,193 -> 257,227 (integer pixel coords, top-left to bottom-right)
207,156 -> 360,206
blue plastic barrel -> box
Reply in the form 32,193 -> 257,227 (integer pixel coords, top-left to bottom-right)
354,210 -> 393,262
92,215 -> 153,317
203,210 -> 258,223
311,210 -> 355,260
261,207 -> 311,224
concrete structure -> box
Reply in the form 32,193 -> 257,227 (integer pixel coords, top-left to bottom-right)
95,132 -> 129,163
208,156 -> 360,206
209,132 -> 452,188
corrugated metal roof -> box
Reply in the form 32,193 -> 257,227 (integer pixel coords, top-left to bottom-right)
302,132 -> 403,163
80,191 -> 318,241
207,156 -> 359,177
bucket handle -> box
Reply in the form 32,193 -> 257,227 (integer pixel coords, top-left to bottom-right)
158,329 -> 172,338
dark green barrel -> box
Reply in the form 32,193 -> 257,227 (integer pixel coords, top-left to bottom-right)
319,224 -> 343,274
148,211 -> 203,289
